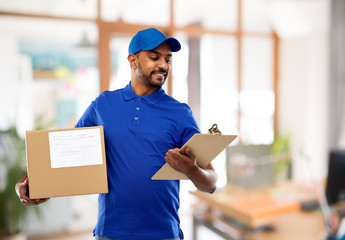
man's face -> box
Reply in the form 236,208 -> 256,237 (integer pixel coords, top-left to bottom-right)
135,42 -> 172,89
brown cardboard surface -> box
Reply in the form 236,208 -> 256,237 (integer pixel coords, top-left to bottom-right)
26,126 -> 108,199
152,133 -> 237,180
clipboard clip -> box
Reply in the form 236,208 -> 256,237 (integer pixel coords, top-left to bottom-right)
208,124 -> 222,135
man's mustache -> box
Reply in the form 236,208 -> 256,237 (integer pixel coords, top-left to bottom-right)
152,69 -> 168,75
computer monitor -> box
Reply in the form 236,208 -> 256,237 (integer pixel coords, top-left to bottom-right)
325,150 -> 345,205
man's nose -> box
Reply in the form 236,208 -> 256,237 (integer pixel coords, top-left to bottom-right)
157,59 -> 168,70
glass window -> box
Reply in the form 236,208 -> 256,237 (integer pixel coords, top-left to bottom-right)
242,37 -> 273,90
0,0 -> 97,19
101,0 -> 170,26
200,34 -> 238,135
174,0 -> 238,32
240,90 -> 275,144
0,16 -> 99,132
0,55 -> 33,135
172,32 -> 189,104
109,35 -> 132,91
240,36 -> 274,144
199,34 -> 238,187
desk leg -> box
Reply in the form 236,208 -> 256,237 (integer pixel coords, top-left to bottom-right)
193,214 -> 199,240
192,212 -> 251,240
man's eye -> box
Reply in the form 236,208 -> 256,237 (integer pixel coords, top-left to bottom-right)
150,57 -> 158,61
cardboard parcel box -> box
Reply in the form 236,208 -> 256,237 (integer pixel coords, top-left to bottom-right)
26,126 -> 108,199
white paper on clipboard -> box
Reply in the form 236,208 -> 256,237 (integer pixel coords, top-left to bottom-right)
151,133 -> 237,180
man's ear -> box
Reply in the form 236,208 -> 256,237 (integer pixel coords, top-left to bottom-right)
128,54 -> 138,69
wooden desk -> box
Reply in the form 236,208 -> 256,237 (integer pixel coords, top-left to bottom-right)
190,182 -> 328,240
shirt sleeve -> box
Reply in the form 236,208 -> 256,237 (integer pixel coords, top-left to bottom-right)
75,103 -> 99,128
179,106 -> 201,148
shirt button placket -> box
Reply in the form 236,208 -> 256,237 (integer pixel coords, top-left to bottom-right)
132,98 -> 141,128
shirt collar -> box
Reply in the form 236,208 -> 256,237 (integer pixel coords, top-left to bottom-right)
123,82 -> 166,104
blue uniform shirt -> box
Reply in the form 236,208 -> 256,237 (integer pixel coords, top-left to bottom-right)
75,82 -> 200,239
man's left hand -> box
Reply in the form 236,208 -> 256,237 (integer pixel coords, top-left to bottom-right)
165,147 -> 198,175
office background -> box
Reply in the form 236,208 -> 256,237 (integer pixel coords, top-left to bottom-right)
0,0 -> 344,239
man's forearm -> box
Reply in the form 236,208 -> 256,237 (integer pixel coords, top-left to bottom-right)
187,165 -> 217,193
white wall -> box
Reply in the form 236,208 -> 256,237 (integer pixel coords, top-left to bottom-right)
276,0 -> 331,181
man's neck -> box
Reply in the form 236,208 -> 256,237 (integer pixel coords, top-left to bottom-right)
130,80 -> 159,96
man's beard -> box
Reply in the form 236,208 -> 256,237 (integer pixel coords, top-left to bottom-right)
137,62 -> 168,88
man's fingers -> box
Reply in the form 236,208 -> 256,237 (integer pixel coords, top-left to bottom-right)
20,182 -> 28,196
17,178 -> 50,206
165,149 -> 178,160
21,198 -> 33,206
21,197 -> 49,206
38,198 -> 50,204
184,147 -> 195,159
34,198 -> 50,203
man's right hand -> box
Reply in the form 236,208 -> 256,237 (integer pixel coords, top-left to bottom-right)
15,174 -> 50,206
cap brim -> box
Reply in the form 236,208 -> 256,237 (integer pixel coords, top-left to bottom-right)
166,38 -> 181,52
142,37 -> 181,52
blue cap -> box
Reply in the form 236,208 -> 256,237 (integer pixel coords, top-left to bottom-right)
128,28 -> 181,55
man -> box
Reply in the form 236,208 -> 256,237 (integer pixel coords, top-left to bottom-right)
16,28 -> 217,240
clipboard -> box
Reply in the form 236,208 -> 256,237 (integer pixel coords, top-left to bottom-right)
152,124 -> 237,180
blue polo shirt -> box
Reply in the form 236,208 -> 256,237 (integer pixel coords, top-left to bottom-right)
75,82 -> 200,240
